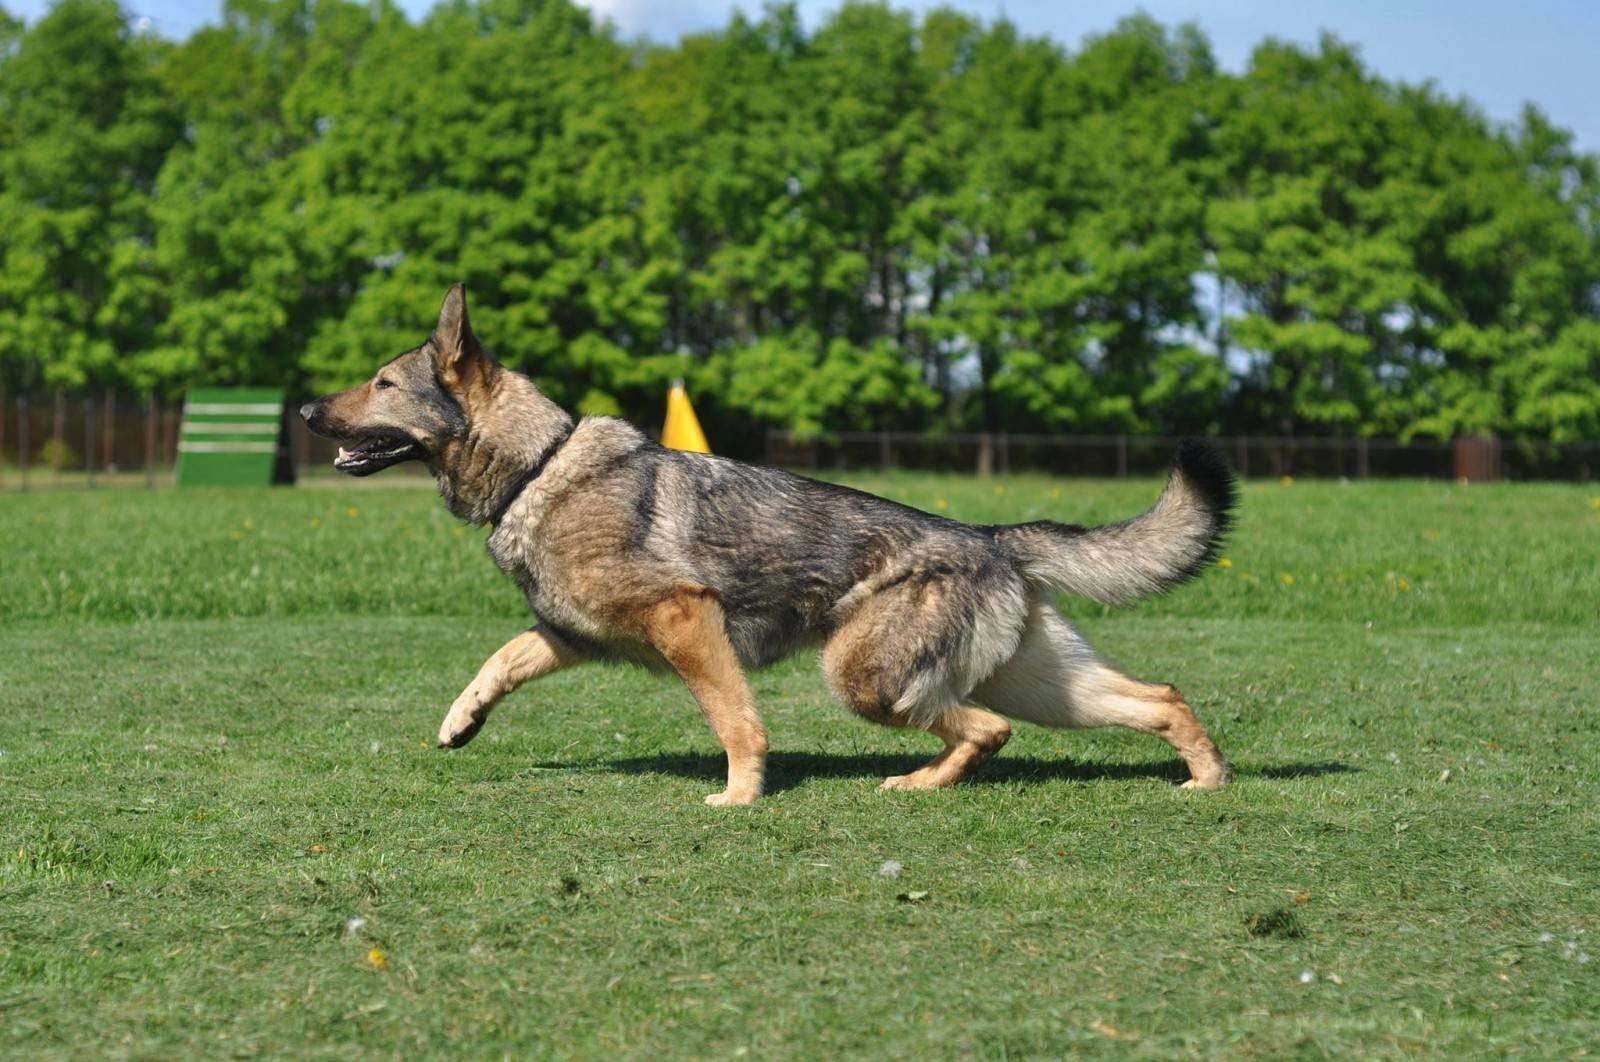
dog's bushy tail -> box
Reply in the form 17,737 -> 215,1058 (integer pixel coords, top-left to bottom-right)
995,439 -> 1237,605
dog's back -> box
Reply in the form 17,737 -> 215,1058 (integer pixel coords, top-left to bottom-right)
487,417 -> 999,666
490,416 -> 1232,677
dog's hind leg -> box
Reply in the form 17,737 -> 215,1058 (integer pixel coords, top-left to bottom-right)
438,627 -> 583,748
821,566 -> 1026,791
878,706 -> 1012,791
644,588 -> 769,807
971,603 -> 1229,788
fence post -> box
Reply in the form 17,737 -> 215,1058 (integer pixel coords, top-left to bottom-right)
1235,437 -> 1248,479
976,433 -> 993,477
17,395 -> 28,491
998,432 -> 1010,475
1117,434 -> 1128,478
52,389 -> 65,482
1357,436 -> 1369,479
879,430 -> 891,469
103,390 -> 116,472
84,394 -> 95,488
145,394 -> 158,488
164,402 -> 178,471
0,388 -> 5,490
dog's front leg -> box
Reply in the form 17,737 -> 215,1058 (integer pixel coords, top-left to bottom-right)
438,627 -> 581,748
644,589 -> 768,806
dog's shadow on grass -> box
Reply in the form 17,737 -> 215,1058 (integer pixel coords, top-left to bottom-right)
545,751 -> 1356,794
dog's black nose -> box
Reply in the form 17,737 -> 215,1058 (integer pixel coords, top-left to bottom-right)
299,402 -> 316,422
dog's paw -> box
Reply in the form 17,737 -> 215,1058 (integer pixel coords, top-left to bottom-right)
436,717 -> 482,748
436,697 -> 487,748
1179,771 -> 1229,790
879,772 -> 948,791
704,789 -> 759,807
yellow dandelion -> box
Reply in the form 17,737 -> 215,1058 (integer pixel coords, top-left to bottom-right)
310,517 -> 321,529
243,519 -> 254,530
993,485 -> 1006,495
452,526 -> 464,536
309,843 -> 327,854
1397,578 -> 1411,592
1050,487 -> 1062,500
934,498 -> 949,511
1280,475 -> 1294,487
1589,497 -> 1600,510
367,947 -> 389,971
1217,557 -> 1232,569
347,506 -> 359,518
1279,573 -> 1295,586
230,530 -> 244,541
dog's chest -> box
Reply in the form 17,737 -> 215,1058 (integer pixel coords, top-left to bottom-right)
487,517 -> 553,605
486,507 -> 602,639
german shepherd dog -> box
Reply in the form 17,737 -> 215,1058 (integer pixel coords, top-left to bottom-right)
302,285 -> 1236,805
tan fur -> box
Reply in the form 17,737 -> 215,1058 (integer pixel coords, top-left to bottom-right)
432,365 -> 571,525
641,589 -> 769,806
819,558 -> 1028,730
971,603 -> 1229,787
438,628 -> 582,748
880,707 -> 1013,790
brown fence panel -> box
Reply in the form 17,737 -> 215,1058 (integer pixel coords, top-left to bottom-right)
763,431 -> 1588,482
4,412 -> 1597,489
0,393 -> 185,489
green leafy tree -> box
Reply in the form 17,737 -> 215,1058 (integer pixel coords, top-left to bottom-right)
0,0 -> 1595,448
0,0 -> 179,391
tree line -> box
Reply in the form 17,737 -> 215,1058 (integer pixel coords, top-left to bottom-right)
2,0 -> 1598,447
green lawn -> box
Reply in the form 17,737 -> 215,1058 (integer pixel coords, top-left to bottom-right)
2,475 -> 1597,1056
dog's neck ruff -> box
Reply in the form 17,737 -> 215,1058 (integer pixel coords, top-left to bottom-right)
487,421 -> 575,526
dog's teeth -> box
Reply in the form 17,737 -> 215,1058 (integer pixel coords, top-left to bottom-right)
337,446 -> 350,461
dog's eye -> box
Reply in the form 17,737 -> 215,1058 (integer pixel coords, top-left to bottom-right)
375,378 -> 396,390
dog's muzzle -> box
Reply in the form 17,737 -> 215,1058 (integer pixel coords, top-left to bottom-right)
300,400 -> 424,476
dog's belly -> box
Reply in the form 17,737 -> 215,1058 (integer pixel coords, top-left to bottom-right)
521,576 -> 637,655
722,608 -> 822,670
505,553 -> 710,673
505,552 -> 829,673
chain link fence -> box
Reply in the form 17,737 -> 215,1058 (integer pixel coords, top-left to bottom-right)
764,430 -> 1600,482
4,393 -> 1597,489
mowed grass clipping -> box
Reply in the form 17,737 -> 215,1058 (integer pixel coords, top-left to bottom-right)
2,474 -> 1598,1056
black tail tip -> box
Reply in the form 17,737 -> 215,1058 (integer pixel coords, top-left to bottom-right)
1174,438 -> 1238,531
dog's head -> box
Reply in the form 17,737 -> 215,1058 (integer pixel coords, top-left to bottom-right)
300,284 -> 490,476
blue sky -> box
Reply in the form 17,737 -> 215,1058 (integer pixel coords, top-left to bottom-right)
12,0 -> 1600,150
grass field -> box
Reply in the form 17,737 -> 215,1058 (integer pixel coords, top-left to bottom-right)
2,473 -> 1597,1056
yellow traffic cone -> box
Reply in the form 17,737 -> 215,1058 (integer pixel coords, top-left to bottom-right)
661,379 -> 711,454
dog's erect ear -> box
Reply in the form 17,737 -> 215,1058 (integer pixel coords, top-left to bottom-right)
431,283 -> 483,386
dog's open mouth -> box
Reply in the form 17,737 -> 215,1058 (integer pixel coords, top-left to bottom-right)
333,434 -> 424,476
